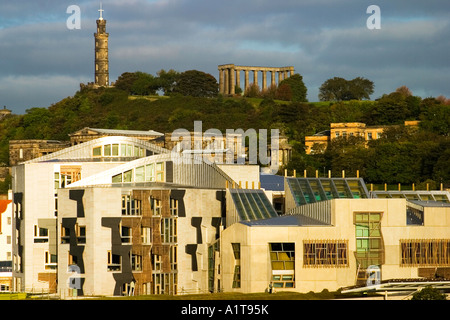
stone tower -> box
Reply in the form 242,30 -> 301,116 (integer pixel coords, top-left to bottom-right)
94,4 -> 109,87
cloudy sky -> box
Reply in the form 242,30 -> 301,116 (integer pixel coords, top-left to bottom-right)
0,0 -> 449,114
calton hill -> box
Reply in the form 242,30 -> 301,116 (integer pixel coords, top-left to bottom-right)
0,69 -> 449,192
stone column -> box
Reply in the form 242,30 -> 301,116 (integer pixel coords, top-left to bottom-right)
219,68 -> 224,94
224,69 -> 229,95
230,67 -> 235,95
278,71 -> 283,83
262,70 -> 267,90
244,70 -> 249,91
271,71 -> 276,87
253,70 -> 258,88
290,67 -> 295,77
235,70 -> 241,92
284,70 -> 288,79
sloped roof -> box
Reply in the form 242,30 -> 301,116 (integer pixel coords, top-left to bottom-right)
70,127 -> 164,137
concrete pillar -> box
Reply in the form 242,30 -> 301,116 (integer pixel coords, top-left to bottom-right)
219,68 -> 224,94
262,70 -> 267,90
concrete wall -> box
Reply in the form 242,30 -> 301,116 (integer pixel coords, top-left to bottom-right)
220,198 -> 450,293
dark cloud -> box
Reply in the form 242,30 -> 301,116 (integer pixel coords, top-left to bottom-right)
0,0 -> 449,113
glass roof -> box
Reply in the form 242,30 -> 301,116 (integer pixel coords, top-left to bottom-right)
372,191 -> 450,203
286,178 -> 369,206
229,189 -> 278,222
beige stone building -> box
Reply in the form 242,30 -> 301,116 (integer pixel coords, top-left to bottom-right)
217,177 -> 450,294
305,121 -> 419,154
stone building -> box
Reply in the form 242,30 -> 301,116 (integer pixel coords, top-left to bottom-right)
305,121 -> 420,154
218,64 -> 295,96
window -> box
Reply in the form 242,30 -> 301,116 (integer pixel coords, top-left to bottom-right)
135,166 -> 145,182
121,195 -> 142,216
170,246 -> 178,271
152,273 -> 177,295
161,218 -> 177,243
354,212 -> 383,268
156,162 -> 164,182
170,198 -> 178,216
123,170 -> 133,183
367,132 -> 373,140
93,146 -> 102,157
44,251 -> 57,270
141,227 -> 151,244
232,243 -> 241,288
34,225 -> 49,243
61,226 -> 71,244
131,254 -> 142,272
152,254 -> 162,271
121,225 -> 132,244
269,243 -> 295,288
145,164 -> 155,182
303,240 -> 348,267
107,251 -> 121,271
104,144 -> 111,156
77,225 -> 86,244
151,197 -> 162,216
401,240 -> 450,266
407,205 -> 424,226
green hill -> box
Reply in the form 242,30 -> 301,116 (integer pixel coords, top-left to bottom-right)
0,86 -> 449,188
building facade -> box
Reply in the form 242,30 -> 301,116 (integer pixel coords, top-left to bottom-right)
218,177 -> 450,293
0,195 -> 13,292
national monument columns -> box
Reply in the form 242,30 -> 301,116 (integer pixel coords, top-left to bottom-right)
218,64 -> 295,95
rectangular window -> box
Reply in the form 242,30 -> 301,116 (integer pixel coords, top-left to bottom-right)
303,240 -> 348,267
269,243 -> 295,288
44,251 -> 57,270
107,251 -> 121,271
170,198 -> 178,216
354,212 -> 383,269
121,225 -> 132,244
170,246 -> 178,271
131,254 -> 142,272
156,162 -> 164,182
77,225 -> 86,244
104,144 -> 112,156
61,226 -> 71,244
93,146 -> 102,157
232,243 -> 241,288
34,225 -> 49,243
145,164 -> 155,182
135,166 -> 145,182
121,195 -> 142,216
161,218 -> 177,243
151,197 -> 162,216
401,240 -> 450,266
141,227 -> 151,244
112,144 -> 119,156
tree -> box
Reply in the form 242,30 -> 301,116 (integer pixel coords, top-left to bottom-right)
172,70 -> 218,98
319,77 -> 374,101
157,69 -> 180,96
278,73 -> 308,102
411,286 -> 446,300
114,71 -> 158,95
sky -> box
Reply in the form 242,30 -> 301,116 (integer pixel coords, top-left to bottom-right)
0,0 -> 449,114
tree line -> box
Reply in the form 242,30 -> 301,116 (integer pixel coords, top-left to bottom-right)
0,69 -> 448,191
